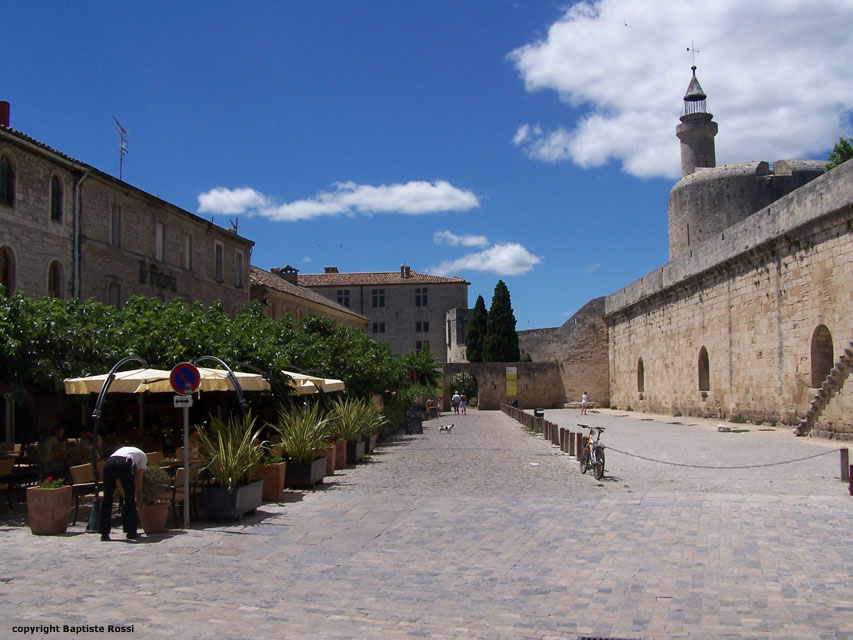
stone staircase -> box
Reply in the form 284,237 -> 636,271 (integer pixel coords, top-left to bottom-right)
795,340 -> 853,436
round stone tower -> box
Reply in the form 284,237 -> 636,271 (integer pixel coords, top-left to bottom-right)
676,66 -> 717,177
667,66 -> 826,260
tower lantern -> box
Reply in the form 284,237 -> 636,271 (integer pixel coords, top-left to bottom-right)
676,66 -> 717,177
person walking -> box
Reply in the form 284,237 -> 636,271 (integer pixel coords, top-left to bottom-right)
100,446 -> 147,541
451,391 -> 461,415
460,393 -> 467,415
581,391 -> 589,415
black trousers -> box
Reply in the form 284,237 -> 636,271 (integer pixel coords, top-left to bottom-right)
100,457 -> 137,537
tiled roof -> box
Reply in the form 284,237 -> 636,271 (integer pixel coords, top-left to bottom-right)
250,266 -> 368,319
298,270 -> 469,287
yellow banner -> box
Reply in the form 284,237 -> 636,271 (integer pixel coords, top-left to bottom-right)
505,366 -> 517,396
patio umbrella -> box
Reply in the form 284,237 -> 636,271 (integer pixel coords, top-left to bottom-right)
282,371 -> 345,394
63,367 -> 270,395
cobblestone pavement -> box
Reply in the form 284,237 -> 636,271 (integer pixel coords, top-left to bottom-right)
2,409 -> 851,639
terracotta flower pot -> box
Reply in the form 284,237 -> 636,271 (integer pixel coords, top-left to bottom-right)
315,445 -> 336,476
334,440 -> 347,469
138,503 -> 170,534
255,462 -> 287,501
26,485 -> 72,535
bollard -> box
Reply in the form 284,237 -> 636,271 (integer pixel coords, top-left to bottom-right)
575,432 -> 583,461
842,448 -> 850,482
559,428 -> 565,452
850,465 -> 853,496
568,430 -> 575,456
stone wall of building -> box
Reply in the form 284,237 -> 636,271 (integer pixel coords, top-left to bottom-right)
0,134 -> 75,298
79,175 -> 253,316
442,362 -> 564,411
308,280 -> 468,362
518,297 -> 610,407
606,160 -> 853,435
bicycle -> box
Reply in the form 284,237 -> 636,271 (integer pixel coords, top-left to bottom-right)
577,424 -> 605,480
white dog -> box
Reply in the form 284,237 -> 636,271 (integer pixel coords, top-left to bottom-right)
438,424 -> 454,434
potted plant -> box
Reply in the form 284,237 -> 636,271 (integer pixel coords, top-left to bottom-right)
254,453 -> 286,501
328,397 -> 365,464
26,476 -> 72,535
138,465 -> 172,534
197,411 -> 266,520
361,401 -> 389,455
272,403 -> 327,488
315,436 -> 337,477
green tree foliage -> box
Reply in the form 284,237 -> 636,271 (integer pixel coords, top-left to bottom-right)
0,292 -> 405,398
402,349 -> 439,389
826,137 -> 853,171
464,295 -> 487,362
450,371 -> 477,399
483,280 -> 520,362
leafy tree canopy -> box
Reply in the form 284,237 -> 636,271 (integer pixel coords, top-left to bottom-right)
0,293 -> 407,399
826,137 -> 853,171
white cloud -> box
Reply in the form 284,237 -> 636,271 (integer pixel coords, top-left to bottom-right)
433,230 -> 490,248
509,0 -> 853,178
197,181 -> 480,221
431,243 -> 541,276
586,262 -> 601,273
197,187 -> 270,215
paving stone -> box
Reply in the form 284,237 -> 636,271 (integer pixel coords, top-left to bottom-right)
1,408 -> 851,639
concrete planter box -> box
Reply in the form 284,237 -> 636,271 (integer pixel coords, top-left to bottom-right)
201,480 -> 264,521
285,457 -> 326,488
346,440 -> 365,464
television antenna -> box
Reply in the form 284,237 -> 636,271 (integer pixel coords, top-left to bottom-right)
112,116 -> 128,180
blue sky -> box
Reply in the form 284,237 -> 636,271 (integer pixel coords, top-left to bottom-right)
4,1 -> 851,330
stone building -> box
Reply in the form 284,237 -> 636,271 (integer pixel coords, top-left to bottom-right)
298,265 -> 469,362
0,101 -> 253,315
250,265 -> 368,330
604,67 -> 852,437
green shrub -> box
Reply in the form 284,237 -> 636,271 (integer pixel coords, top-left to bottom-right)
270,403 -> 328,463
197,412 -> 266,490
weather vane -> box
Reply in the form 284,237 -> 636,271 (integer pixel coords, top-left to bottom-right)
686,41 -> 700,67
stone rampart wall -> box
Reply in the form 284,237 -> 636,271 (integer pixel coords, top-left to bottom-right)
518,297 -> 609,407
443,362 -> 564,411
606,161 -> 853,434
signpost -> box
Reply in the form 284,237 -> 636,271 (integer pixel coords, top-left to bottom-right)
170,362 -> 200,526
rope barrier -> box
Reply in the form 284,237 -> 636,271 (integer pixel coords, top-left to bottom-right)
605,445 -> 838,470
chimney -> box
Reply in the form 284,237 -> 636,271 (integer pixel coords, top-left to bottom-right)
271,265 -> 299,285
401,264 -> 411,278
324,266 -> 339,274
0,101 -> 9,128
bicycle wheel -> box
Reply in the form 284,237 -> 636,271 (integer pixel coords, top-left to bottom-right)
593,448 -> 605,480
580,449 -> 589,474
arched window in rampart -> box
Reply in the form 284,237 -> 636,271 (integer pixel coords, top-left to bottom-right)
698,347 -> 710,392
810,325 -> 833,388
637,357 -> 645,393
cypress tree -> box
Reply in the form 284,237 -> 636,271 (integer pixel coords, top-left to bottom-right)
464,295 -> 487,363
483,280 -> 520,362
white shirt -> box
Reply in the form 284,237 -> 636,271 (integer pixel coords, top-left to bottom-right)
111,446 -> 147,472
582,394 -> 588,403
